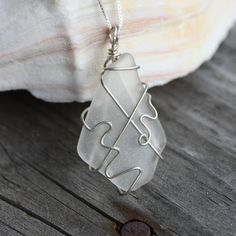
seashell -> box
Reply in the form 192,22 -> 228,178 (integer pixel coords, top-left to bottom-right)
0,0 -> 235,102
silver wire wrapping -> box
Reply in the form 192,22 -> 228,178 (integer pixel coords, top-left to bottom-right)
104,26 -> 120,67
80,26 -> 163,195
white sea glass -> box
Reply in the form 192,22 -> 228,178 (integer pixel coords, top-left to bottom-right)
77,53 -> 166,192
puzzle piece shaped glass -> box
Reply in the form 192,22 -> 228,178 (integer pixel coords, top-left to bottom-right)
77,53 -> 166,193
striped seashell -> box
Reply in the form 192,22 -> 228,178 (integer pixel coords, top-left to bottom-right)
0,0 -> 235,102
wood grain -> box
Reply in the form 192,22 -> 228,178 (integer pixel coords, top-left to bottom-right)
0,26 -> 235,236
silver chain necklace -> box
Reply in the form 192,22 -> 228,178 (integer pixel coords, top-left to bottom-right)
97,0 -> 123,65
77,0 -> 167,195
97,0 -> 123,31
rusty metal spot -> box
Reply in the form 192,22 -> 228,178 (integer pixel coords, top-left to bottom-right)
117,219 -> 156,236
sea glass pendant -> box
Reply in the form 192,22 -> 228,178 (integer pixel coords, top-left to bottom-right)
77,53 -> 166,194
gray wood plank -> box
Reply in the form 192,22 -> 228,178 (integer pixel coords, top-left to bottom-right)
0,199 -> 65,236
0,25 -> 235,236
0,138 -> 116,235
0,220 -> 25,236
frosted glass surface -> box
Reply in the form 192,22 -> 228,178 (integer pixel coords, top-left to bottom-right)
77,53 -> 166,192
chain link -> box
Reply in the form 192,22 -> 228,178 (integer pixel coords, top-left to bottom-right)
97,0 -> 123,31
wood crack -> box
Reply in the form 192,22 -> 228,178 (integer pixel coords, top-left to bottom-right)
0,219 -> 26,236
18,161 -> 108,227
0,195 -> 74,236
20,157 -> 122,225
168,145 -> 236,194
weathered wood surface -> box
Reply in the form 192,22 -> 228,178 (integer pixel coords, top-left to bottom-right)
0,26 -> 235,236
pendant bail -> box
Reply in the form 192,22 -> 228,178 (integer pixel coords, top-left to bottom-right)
104,25 -> 120,68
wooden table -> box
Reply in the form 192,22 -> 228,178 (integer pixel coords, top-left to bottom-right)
0,26 -> 235,236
